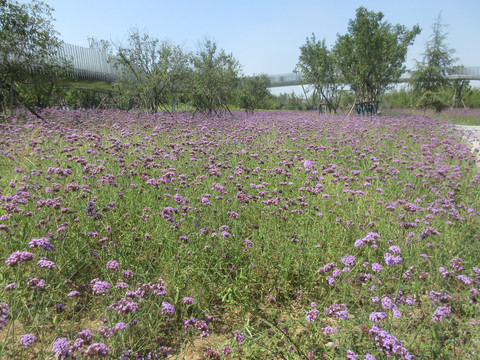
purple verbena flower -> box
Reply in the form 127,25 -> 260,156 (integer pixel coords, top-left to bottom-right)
371,263 -> 383,273
457,275 -> 472,284
161,301 -> 175,316
29,237 -> 55,251
4,283 -> 17,291
388,245 -> 401,254
90,279 -> 111,295
369,312 -> 387,322
19,333 -> 36,348
5,251 -> 35,266
347,350 -> 359,359
52,337 -> 72,359
108,298 -> 138,315
384,252 -> 402,266
182,297 -> 194,305
123,270 -> 134,278
27,277 -> 45,289
0,302 -> 8,315
381,297 -> 393,310
305,309 -> 319,323
233,330 -> 246,344
85,342 -> 109,356
341,254 -> 356,266
106,260 -> 119,271
37,257 -> 56,269
432,306 -> 451,323
78,329 -> 93,344
450,257 -> 464,272
324,303 -> 349,319
368,325 -> 413,359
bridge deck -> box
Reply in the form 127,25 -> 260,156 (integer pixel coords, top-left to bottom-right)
57,43 -> 480,87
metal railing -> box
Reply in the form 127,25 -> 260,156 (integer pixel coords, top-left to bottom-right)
53,43 -> 480,86
58,43 -> 120,82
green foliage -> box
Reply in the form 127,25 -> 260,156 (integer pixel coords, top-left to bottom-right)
296,34 -> 342,113
113,29 -> 190,113
189,39 -> 242,116
272,92 -> 306,111
411,13 -> 456,94
410,13 -> 460,112
382,88 -> 415,109
334,7 -> 420,108
236,74 -> 271,114
63,89 -> 113,109
87,36 -> 113,55
0,0 -> 70,116
1,109 -> 480,358
464,88 -> 480,108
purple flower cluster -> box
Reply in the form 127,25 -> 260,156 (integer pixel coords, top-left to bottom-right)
5,251 -> 35,266
37,257 -> 56,269
233,330 -> 246,344
108,298 -> 139,315
324,303 -> 349,319
384,252 -> 402,266
184,317 -> 210,337
432,305 -> 451,323
19,333 -> 36,348
305,308 -> 319,323
0,302 -> 8,329
106,260 -> 119,270
85,342 -> 110,356
29,237 -> 55,251
90,279 -> 111,295
354,232 -> 380,248
2,108 -> 480,358
341,254 -> 356,266
182,297 -> 194,305
52,337 -> 72,359
369,311 -> 387,322
369,325 -> 413,359
161,301 -> 175,316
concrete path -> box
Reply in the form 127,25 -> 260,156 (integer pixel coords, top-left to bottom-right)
456,125 -> 480,162
456,125 -> 480,148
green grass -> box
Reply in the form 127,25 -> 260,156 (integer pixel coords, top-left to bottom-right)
0,108 -> 480,359
383,107 -> 480,126
66,79 -> 114,93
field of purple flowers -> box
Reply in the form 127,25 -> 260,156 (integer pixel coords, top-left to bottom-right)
1,109 -> 480,359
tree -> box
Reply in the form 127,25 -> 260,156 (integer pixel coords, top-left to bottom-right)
449,65 -> 470,108
410,13 -> 458,112
334,7 -> 420,114
189,39 -> 241,116
272,92 -> 306,111
88,36 -> 113,55
113,29 -> 190,113
0,0 -> 70,118
296,34 -> 342,113
237,74 -> 271,114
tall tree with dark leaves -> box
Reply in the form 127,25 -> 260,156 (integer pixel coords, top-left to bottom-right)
296,34 -> 342,113
189,39 -> 241,117
334,7 -> 420,115
0,0 -> 70,118
237,74 -> 271,114
113,29 -> 190,113
410,13 -> 459,112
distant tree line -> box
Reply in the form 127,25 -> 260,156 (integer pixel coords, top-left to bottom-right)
296,8 -> 475,114
1,1 -> 478,119
0,0 -> 272,118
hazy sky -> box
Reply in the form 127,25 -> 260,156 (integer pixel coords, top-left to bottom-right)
40,0 -> 480,92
